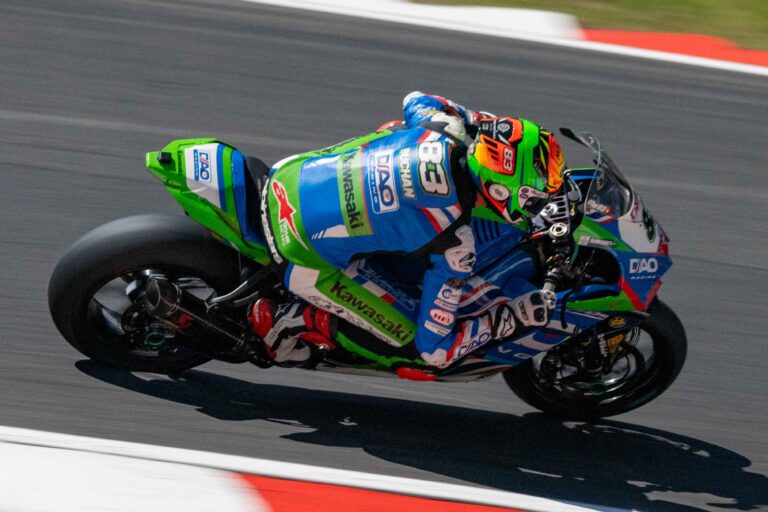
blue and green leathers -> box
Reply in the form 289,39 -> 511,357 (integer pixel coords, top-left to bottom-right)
263,126 -> 469,362
143,93 -> 545,369
260,92 -> 536,368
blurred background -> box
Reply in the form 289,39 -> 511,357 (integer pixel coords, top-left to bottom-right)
420,0 -> 768,49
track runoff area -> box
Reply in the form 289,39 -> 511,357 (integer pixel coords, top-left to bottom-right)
243,0 -> 768,75
0,426 -> 622,512
5,1 -> 762,511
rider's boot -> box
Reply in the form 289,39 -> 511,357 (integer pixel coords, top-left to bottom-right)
249,298 -> 336,367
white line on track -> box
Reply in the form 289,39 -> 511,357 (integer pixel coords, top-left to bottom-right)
235,0 -> 768,77
0,442 -> 267,512
0,425 -> 624,512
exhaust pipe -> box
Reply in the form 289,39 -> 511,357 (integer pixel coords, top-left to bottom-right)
144,276 -> 250,361
144,276 -> 182,318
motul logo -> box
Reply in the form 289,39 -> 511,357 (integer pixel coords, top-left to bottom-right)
629,258 -> 658,274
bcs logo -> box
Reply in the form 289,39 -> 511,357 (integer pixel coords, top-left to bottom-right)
429,308 -> 454,326
437,284 -> 461,306
369,151 -> 399,214
629,258 -> 658,274
193,149 -> 212,183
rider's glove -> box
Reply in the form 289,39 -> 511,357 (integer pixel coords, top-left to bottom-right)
511,289 -> 556,327
430,112 -> 467,142
490,303 -> 517,340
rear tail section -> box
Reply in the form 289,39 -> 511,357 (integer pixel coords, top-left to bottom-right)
146,139 -> 271,265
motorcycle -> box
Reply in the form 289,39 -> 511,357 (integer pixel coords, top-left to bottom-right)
48,128 -> 686,420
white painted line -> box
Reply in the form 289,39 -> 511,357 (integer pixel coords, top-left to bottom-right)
0,442 -> 267,512
0,425 -> 623,512
239,0 -> 580,39
236,0 -> 768,77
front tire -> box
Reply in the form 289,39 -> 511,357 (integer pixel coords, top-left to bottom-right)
48,215 -> 242,373
503,299 -> 687,420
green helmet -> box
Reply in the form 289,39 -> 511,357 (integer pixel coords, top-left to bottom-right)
467,117 -> 565,223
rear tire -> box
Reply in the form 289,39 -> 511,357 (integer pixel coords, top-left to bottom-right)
503,299 -> 686,420
48,215 -> 242,373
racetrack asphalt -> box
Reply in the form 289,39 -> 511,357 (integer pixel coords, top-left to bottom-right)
1,1 -> 767,510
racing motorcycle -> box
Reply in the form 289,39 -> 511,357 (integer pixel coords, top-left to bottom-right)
48,128 -> 686,420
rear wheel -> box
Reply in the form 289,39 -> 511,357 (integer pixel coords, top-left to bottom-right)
48,215 -> 242,373
503,299 -> 686,419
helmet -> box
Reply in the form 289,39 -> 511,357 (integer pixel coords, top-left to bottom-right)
467,117 -> 565,223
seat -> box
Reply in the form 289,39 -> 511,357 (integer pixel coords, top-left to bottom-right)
242,155 -> 270,240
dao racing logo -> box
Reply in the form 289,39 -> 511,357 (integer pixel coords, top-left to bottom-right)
193,149 -> 212,183
368,150 -> 399,214
629,257 -> 658,277
271,180 -> 308,249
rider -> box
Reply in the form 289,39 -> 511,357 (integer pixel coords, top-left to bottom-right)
250,91 -> 565,370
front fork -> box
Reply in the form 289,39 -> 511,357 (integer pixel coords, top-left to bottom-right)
538,313 -> 645,386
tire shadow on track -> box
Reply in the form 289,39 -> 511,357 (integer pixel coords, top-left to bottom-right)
76,361 -> 767,512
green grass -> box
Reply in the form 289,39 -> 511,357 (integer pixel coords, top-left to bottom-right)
415,0 -> 768,50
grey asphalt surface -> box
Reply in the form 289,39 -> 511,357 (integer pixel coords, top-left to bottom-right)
1,1 -> 767,510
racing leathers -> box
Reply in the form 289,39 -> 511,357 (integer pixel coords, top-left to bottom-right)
258,91 -> 554,369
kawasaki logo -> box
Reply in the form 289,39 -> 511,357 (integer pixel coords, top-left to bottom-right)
342,156 -> 364,229
329,280 -> 412,342
338,152 -> 372,236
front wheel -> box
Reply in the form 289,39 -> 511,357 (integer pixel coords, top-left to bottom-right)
48,215 -> 242,373
503,299 -> 687,420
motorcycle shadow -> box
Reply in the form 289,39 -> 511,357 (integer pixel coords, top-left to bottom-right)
76,361 -> 767,512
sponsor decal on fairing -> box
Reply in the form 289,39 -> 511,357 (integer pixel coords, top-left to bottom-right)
629,257 -> 658,278
608,316 -> 627,329
328,280 -> 413,343
184,143 -> 223,209
578,235 -> 616,249
260,179 -> 283,264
